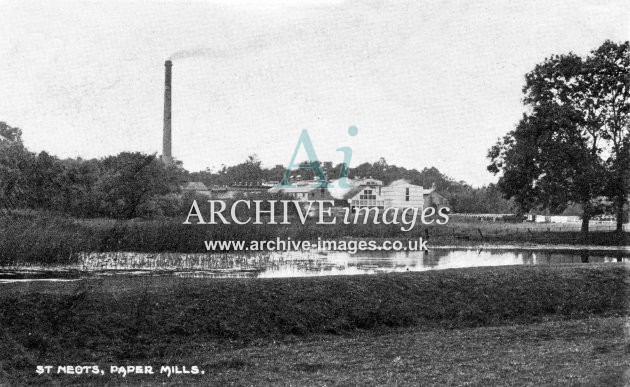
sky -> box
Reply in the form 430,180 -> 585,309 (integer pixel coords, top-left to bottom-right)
1,0 -> 628,187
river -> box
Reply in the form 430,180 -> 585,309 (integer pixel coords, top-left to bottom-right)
1,246 -> 628,282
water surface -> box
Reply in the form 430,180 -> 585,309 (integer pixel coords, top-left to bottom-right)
1,247 -> 627,282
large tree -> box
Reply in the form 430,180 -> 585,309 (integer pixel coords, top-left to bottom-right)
94,152 -> 185,218
586,41 -> 630,231
0,122 -> 35,210
488,40 -> 629,235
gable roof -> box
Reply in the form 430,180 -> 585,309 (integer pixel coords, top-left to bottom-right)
388,179 -> 423,187
338,185 -> 366,200
356,177 -> 383,186
327,178 -> 380,200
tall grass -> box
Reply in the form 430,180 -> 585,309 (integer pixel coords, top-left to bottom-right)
0,212 -> 98,265
0,266 -> 626,347
0,211 -> 627,265
0,211 -> 412,265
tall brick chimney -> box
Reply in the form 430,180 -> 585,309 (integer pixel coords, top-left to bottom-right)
162,60 -> 173,164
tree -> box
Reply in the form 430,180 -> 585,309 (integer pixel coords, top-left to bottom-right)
95,152 -> 184,218
0,121 -> 23,143
223,154 -> 264,185
23,151 -> 66,211
58,157 -> 102,217
487,42 -> 629,235
448,184 -> 514,214
585,41 -> 630,231
0,122 -> 34,210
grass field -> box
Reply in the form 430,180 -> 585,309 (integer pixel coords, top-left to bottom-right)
0,264 -> 627,384
5,318 -> 627,385
190,317 -> 629,386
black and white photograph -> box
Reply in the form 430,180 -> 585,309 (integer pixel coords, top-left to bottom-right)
0,0 -> 629,385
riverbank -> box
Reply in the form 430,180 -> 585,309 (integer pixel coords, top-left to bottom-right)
1,212 -> 628,266
0,264 -> 627,384
431,243 -> 630,251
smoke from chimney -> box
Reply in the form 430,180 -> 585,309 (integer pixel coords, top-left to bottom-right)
167,33 -> 273,61
162,60 -> 173,164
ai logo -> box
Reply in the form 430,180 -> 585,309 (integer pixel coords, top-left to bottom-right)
278,126 -> 358,189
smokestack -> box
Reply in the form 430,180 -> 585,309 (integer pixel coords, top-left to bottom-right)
162,60 -> 173,164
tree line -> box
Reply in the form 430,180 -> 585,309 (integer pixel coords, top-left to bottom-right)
0,122 -> 186,218
190,156 -> 514,214
0,122 -> 512,219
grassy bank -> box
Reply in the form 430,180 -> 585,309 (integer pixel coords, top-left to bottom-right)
1,212 -> 628,265
0,265 -> 627,384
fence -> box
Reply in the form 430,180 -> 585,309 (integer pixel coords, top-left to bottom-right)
421,221 -> 629,245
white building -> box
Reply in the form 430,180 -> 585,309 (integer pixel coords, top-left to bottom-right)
347,179 -> 424,211
381,179 -> 424,209
270,178 -> 431,213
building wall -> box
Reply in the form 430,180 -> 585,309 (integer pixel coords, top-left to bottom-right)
348,182 -> 424,209
278,187 -> 334,202
348,186 -> 385,208
382,184 -> 424,209
308,187 -> 334,201
426,191 -> 449,208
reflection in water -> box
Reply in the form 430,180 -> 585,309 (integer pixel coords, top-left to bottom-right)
1,248 -> 628,281
0,278 -> 80,284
